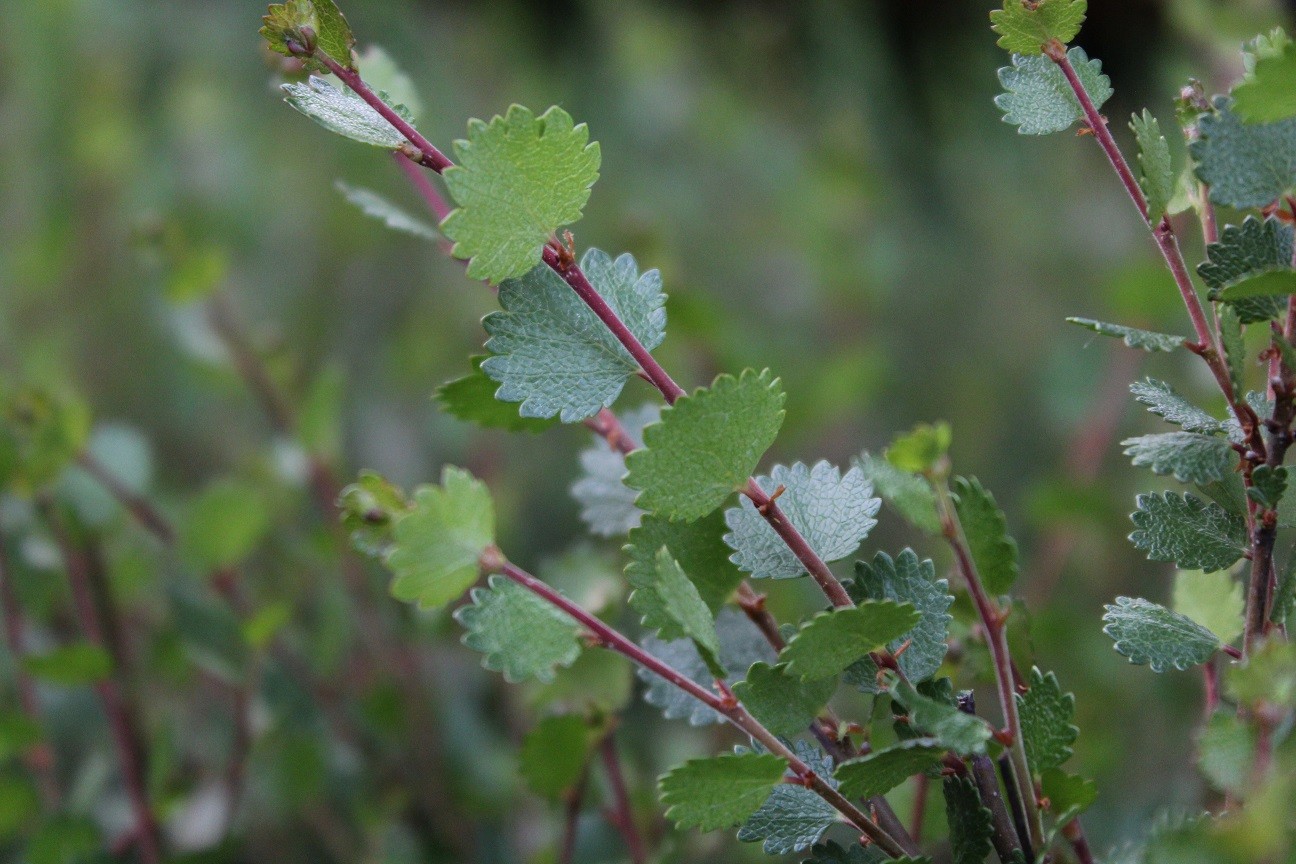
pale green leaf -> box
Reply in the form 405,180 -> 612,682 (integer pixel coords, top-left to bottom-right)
1130,378 -> 1223,434
441,105 -> 601,283
23,644 -> 112,686
952,476 -> 1019,595
737,741 -> 838,854
1199,217 -> 1296,310
1197,710 -> 1255,794
996,48 -> 1113,136
481,249 -> 666,422
628,548 -> 721,675
885,422 -> 951,473
1066,318 -> 1185,352
355,45 -> 421,119
571,404 -> 656,537
1015,667 -> 1078,773
780,602 -> 922,681
434,357 -> 559,433
943,774 -> 994,864
180,479 -> 271,572
1128,492 -> 1247,573
888,676 -> 992,755
260,0 -> 355,71
335,181 -> 437,240
1102,596 -> 1222,672
524,648 -> 633,713
454,574 -> 581,683
339,470 -> 410,558
625,511 -> 743,614
519,714 -> 603,798
1192,97 -> 1296,209
990,0 -> 1087,55
1173,569 -> 1244,644
281,76 -> 414,148
1131,110 -> 1175,223
1218,306 -> 1246,398
625,369 -> 786,521
723,461 -> 879,580
855,453 -> 941,534
386,466 -> 495,609
1121,432 -> 1236,485
1040,768 -> 1097,821
1233,39 -> 1296,124
732,662 -> 837,737
658,752 -> 788,831
845,550 -> 953,692
834,738 -> 943,800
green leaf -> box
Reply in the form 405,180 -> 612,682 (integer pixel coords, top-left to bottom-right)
640,608 -> 776,725
738,741 -> 838,854
260,0 -> 355,71
0,381 -> 91,495
386,466 -> 495,610
1131,110 -> 1176,223
845,550 -> 954,692
1233,39 -> 1296,123
625,511 -> 744,614
1130,378 -> 1224,434
780,602 -> 922,681
441,105 -> 601,283
803,841 -> 933,863
834,738 -> 943,800
1199,218 -> 1296,313
454,574 -> 581,683
885,422 -> 951,474
0,712 -> 41,763
339,470 -> 411,558
1121,432 -> 1236,485
658,752 -> 789,831
281,76 -> 415,148
1128,492 -> 1247,572
996,47 -> 1112,136
943,774 -> 994,864
1066,317 -> 1185,352
1274,546 -> 1296,626
855,453 -> 941,534
888,676 -> 991,755
434,357 -> 558,433
355,45 -> 421,119
1218,305 -> 1246,399
524,647 -> 633,713
1102,595 -> 1222,672
572,404 -> 656,537
180,479 -> 271,572
625,369 -> 786,521
990,0 -> 1087,55
1192,97 -> 1296,209
481,249 -> 666,421
1015,667 -> 1078,773
1040,768 -> 1097,821
335,181 -> 437,240
23,643 -> 112,685
952,476 -> 1019,595
1224,639 -> 1296,707
519,714 -> 603,798
723,461 -> 879,580
1173,569 -> 1244,644
628,548 -> 722,676
1197,710 -> 1255,795
732,662 -> 837,737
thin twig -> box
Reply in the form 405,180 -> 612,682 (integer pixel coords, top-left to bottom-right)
558,762 -> 590,864
909,773 -> 929,845
599,732 -> 647,864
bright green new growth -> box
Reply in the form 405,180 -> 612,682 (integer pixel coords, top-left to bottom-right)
282,77 -> 415,148
260,0 -> 356,72
952,476 -> 1019,595
833,739 -> 944,800
625,369 -> 786,521
455,575 -> 582,683
1173,569 -> 1244,644
1121,431 -> 1236,486
996,48 -> 1112,136
628,548 -> 722,676
1041,768 -> 1097,822
519,714 -> 604,798
779,602 -> 922,681
435,357 -> 558,433
723,461 -> 879,580
1233,37 -> 1296,123
731,662 -> 836,737
944,775 -> 995,864
885,422 -> 951,474
888,677 -> 992,755
658,752 -> 788,831
441,105 -> 601,283
386,466 -> 495,609
481,249 -> 665,421
1131,110 -> 1175,223
355,44 -> 422,118
1191,97 -> 1296,209
335,181 -> 437,240
1102,596 -> 1222,672
1065,318 -> 1185,353
1128,492 -> 1247,573
1015,667 -> 1078,773
856,453 -> 941,534
624,512 -> 743,614
1198,217 -> 1296,308
989,0 -> 1087,56
338,470 -> 410,557
846,550 -> 954,691
737,741 -> 838,855
23,643 -> 113,686
1197,711 -> 1257,795
1130,378 -> 1223,434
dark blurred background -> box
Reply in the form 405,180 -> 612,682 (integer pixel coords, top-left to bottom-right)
1,0 -> 1293,861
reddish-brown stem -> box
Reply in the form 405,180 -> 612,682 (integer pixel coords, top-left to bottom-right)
76,453 -> 175,547
45,509 -> 163,864
1202,659 -> 1220,721
491,557 -> 907,857
909,773 -> 929,844
735,582 -> 785,650
1062,818 -> 1097,864
393,152 -> 452,221
743,479 -> 855,607
558,762 -> 590,864
584,408 -> 637,457
599,733 -> 648,864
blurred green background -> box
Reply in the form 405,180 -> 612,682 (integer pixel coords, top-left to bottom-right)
1,0 -> 1293,861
